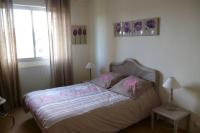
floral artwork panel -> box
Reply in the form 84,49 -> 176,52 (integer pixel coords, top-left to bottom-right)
143,18 -> 159,36
122,21 -> 132,36
72,26 -> 78,44
114,17 -> 159,37
114,22 -> 123,36
82,26 -> 87,44
72,25 -> 87,44
132,20 -> 145,36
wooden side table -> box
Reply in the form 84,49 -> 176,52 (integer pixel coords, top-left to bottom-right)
151,105 -> 190,133
0,97 -> 15,128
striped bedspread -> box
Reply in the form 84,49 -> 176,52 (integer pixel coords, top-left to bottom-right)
23,82 -> 129,129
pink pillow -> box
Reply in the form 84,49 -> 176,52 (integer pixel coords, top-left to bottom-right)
90,72 -> 125,89
110,75 -> 153,98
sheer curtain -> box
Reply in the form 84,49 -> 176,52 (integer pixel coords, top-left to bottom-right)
0,0 -> 21,109
46,0 -> 73,87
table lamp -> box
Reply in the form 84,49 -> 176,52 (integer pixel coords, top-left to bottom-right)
163,77 -> 181,110
85,62 -> 95,80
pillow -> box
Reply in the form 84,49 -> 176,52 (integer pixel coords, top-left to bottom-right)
109,75 -> 153,98
90,72 -> 125,89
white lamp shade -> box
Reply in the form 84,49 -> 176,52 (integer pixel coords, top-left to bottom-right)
0,97 -> 6,104
163,77 -> 181,89
85,62 -> 95,69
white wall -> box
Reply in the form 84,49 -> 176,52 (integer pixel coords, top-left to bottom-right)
18,62 -> 51,95
88,0 -> 115,76
71,0 -> 90,83
89,0 -> 200,131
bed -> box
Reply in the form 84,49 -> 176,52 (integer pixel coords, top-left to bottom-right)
23,59 -> 161,133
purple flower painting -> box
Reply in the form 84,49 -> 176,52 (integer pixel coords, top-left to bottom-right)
144,18 -> 158,35
73,29 -> 78,36
114,17 -> 159,37
78,28 -> 82,43
83,28 -> 87,43
114,23 -> 123,36
123,22 -> 131,33
83,28 -> 87,36
115,23 -> 121,33
78,28 -> 82,35
73,29 -> 77,44
146,19 -> 156,29
134,21 -> 142,31
72,25 -> 87,44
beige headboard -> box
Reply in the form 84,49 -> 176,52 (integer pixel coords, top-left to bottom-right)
110,58 -> 159,91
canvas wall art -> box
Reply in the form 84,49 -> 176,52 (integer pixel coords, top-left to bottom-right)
72,25 -> 87,44
114,17 -> 159,37
114,22 -> 123,36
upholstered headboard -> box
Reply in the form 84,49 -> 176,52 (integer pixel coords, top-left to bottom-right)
110,58 -> 159,91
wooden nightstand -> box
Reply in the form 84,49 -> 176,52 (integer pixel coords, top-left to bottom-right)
151,105 -> 190,133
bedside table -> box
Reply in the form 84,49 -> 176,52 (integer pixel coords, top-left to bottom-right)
0,97 -> 15,128
151,105 -> 190,133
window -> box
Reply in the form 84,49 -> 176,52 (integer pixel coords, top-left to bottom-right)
13,5 -> 49,60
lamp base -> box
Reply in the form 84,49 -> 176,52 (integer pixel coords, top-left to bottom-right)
89,69 -> 92,80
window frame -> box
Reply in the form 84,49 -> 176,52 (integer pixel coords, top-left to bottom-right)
13,4 -> 49,62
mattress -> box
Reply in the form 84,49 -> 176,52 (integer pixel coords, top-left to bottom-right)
23,82 -> 160,133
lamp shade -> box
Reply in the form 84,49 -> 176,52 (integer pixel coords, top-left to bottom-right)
163,77 -> 181,89
0,97 -> 6,104
85,62 -> 95,69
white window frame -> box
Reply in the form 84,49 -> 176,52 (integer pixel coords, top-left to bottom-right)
13,4 -> 48,62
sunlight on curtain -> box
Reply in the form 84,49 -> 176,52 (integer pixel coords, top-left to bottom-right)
0,0 -> 21,110
46,0 -> 73,87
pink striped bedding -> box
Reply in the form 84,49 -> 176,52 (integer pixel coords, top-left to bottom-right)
23,82 -> 160,133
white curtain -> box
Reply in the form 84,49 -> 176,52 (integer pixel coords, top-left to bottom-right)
46,0 -> 73,87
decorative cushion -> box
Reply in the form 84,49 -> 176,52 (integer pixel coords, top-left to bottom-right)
109,75 -> 153,98
90,72 -> 125,89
